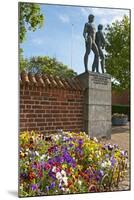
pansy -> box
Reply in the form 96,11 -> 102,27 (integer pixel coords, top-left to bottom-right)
19,130 -> 128,196
46,185 -> 49,192
40,154 -> 46,160
52,166 -> 57,173
61,170 -> 66,177
31,184 -> 37,191
98,169 -> 104,177
50,182 -> 56,189
78,180 -> 82,185
110,156 -> 117,167
35,151 -> 39,156
44,163 -> 51,170
56,172 -> 62,180
62,176 -> 68,186
93,137 -> 98,143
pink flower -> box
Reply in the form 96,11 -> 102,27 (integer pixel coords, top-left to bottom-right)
44,163 -> 51,170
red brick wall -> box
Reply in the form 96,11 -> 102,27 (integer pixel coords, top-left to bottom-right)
20,85 -> 84,134
112,90 -> 129,105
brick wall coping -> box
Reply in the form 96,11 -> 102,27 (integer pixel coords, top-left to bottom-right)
20,71 -> 82,91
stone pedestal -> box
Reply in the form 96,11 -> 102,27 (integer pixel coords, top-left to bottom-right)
77,71 -> 111,139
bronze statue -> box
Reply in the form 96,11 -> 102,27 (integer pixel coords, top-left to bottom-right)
83,14 -> 99,73
95,24 -> 105,73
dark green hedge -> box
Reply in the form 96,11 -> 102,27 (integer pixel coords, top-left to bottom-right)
112,104 -> 130,121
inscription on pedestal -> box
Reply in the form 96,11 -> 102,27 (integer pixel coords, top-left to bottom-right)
91,74 -> 109,85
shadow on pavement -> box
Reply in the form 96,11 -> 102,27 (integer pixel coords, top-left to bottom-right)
7,190 -> 18,197
112,123 -> 130,135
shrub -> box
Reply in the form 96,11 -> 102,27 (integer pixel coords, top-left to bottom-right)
112,113 -> 128,119
112,104 -> 130,121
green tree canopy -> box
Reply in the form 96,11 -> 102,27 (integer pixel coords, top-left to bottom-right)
20,56 -> 77,78
105,15 -> 130,91
19,2 -> 44,43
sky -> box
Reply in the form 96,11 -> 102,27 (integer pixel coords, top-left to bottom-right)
21,4 -> 130,74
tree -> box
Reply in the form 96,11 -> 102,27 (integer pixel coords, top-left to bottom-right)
19,48 -> 29,72
20,56 -> 77,78
19,2 -> 44,43
105,15 -> 130,91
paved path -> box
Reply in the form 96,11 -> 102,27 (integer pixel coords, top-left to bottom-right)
102,123 -> 130,151
100,123 -> 130,191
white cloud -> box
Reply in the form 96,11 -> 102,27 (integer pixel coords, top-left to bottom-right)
80,7 -> 129,26
99,18 -> 109,26
59,14 -> 70,23
32,38 -> 44,46
80,7 -> 90,17
111,15 -> 125,23
89,7 -> 129,17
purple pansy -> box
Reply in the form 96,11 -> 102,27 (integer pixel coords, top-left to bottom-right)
46,185 -> 50,192
78,139 -> 83,146
98,170 -> 104,177
110,157 -> 116,167
50,182 -> 55,189
31,184 -> 37,191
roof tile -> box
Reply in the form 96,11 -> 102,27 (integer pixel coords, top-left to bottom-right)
20,72 -> 82,91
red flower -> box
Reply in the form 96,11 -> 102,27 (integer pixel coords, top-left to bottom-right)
66,168 -> 71,174
29,171 -> 35,181
38,171 -> 43,178
55,162 -> 61,168
56,167 -> 60,172
44,163 -> 51,170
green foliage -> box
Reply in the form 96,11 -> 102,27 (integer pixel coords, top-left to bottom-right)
112,104 -> 130,120
105,15 -> 130,91
19,48 -> 29,71
19,2 -> 44,43
20,56 -> 77,78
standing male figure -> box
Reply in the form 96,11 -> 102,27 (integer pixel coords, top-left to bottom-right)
83,14 -> 99,73
95,24 -> 105,73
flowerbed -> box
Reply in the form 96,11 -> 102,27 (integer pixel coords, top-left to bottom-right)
19,131 -> 128,197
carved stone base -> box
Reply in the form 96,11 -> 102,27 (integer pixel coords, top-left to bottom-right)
77,71 -> 111,139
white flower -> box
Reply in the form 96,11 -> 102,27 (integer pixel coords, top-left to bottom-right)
40,154 -> 46,160
52,134 -> 60,141
61,187 -> 65,191
107,160 -> 111,167
78,180 -> 82,186
101,161 -> 107,168
35,151 -> 39,156
101,160 -> 111,168
26,148 -> 29,152
62,177 -> 68,186
62,136 -> 68,142
61,170 -> 66,177
56,172 -> 62,180
88,157 -> 92,161
52,166 -> 57,173
93,137 -> 98,142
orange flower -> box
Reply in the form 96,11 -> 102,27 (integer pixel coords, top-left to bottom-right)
67,180 -> 73,187
29,172 -> 35,181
